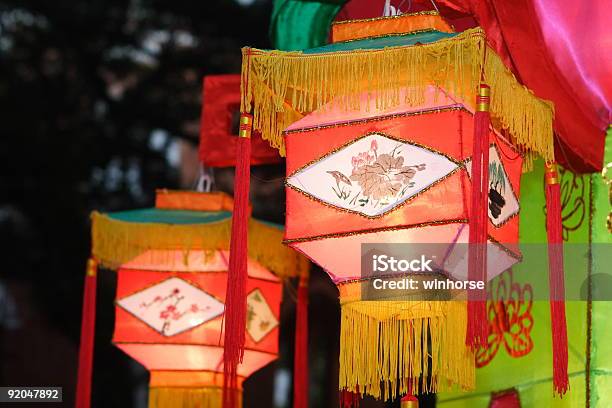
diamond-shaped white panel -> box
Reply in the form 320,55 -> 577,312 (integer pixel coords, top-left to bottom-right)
117,277 -> 224,337
465,145 -> 520,226
287,133 -> 459,217
246,289 -> 278,343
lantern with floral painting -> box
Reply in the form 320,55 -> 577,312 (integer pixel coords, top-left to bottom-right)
75,191 -> 306,408
114,252 -> 281,407
230,12 -> 557,402
283,86 -> 524,400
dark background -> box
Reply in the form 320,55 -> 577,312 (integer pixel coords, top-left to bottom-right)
0,1 -> 430,407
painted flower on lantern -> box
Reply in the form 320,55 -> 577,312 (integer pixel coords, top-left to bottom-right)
465,145 -> 520,226
328,141 -> 426,208
489,162 -> 507,219
118,277 -> 225,336
245,289 -> 279,343
287,133 -> 458,217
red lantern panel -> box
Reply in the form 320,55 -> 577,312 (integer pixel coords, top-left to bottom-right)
199,74 -> 280,167
113,250 -> 281,379
284,89 -> 522,284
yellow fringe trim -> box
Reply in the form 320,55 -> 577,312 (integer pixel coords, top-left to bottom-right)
339,300 -> 474,400
91,212 -> 307,279
148,386 -> 239,408
241,27 -> 554,163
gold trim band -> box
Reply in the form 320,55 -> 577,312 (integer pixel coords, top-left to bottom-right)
86,258 -> 97,277
545,162 -> 559,185
239,113 -> 253,139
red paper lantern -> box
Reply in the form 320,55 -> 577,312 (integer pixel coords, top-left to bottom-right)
114,250 -> 281,407
285,89 -> 522,284
75,191 -> 305,408
199,75 -> 280,167
283,88 -> 523,399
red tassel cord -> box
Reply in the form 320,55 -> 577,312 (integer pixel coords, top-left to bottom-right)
75,258 -> 98,408
545,162 -> 569,395
293,272 -> 309,408
466,84 -> 491,349
339,389 -> 360,408
223,113 -> 252,408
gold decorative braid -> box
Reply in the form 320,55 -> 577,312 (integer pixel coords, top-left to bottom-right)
240,28 -> 554,164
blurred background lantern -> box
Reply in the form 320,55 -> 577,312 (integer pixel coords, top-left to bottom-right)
114,252 -> 281,408
236,12 -> 553,403
199,75 -> 280,167
76,190 -> 307,408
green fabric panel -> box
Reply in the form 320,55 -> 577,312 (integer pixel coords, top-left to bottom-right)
591,127 -> 611,246
107,208 -> 232,224
590,127 -> 612,407
302,30 -> 456,54
270,0 -> 343,51
439,159 -> 593,407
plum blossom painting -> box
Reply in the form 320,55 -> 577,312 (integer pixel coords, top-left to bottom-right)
117,277 -> 225,337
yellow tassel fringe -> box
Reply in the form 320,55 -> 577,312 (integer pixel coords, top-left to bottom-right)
241,27 -> 554,163
148,387 -> 238,408
339,299 -> 474,400
91,212 -> 308,279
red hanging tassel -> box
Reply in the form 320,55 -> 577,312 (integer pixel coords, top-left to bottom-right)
339,389 -> 360,408
293,272 -> 309,408
75,258 -> 98,408
544,162 -> 569,395
223,112 -> 252,408
466,84 -> 491,349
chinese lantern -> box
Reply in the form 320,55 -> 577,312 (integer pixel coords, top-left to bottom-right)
114,252 -> 281,407
284,86 -> 523,400
76,190 -> 307,408
232,13 -> 556,402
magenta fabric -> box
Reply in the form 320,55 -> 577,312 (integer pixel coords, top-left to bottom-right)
332,0 -> 611,172
533,0 -> 611,134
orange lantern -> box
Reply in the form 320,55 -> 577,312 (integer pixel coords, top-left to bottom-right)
283,88 -> 523,399
114,254 -> 281,406
75,191 -> 306,408
231,12 -> 556,403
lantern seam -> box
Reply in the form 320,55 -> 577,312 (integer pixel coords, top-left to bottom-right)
286,129 -> 464,179
284,222 -> 521,261
283,106 -> 466,136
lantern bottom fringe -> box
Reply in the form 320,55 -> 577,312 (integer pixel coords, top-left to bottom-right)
91,212 -> 308,279
339,300 -> 474,401
148,387 -> 241,408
